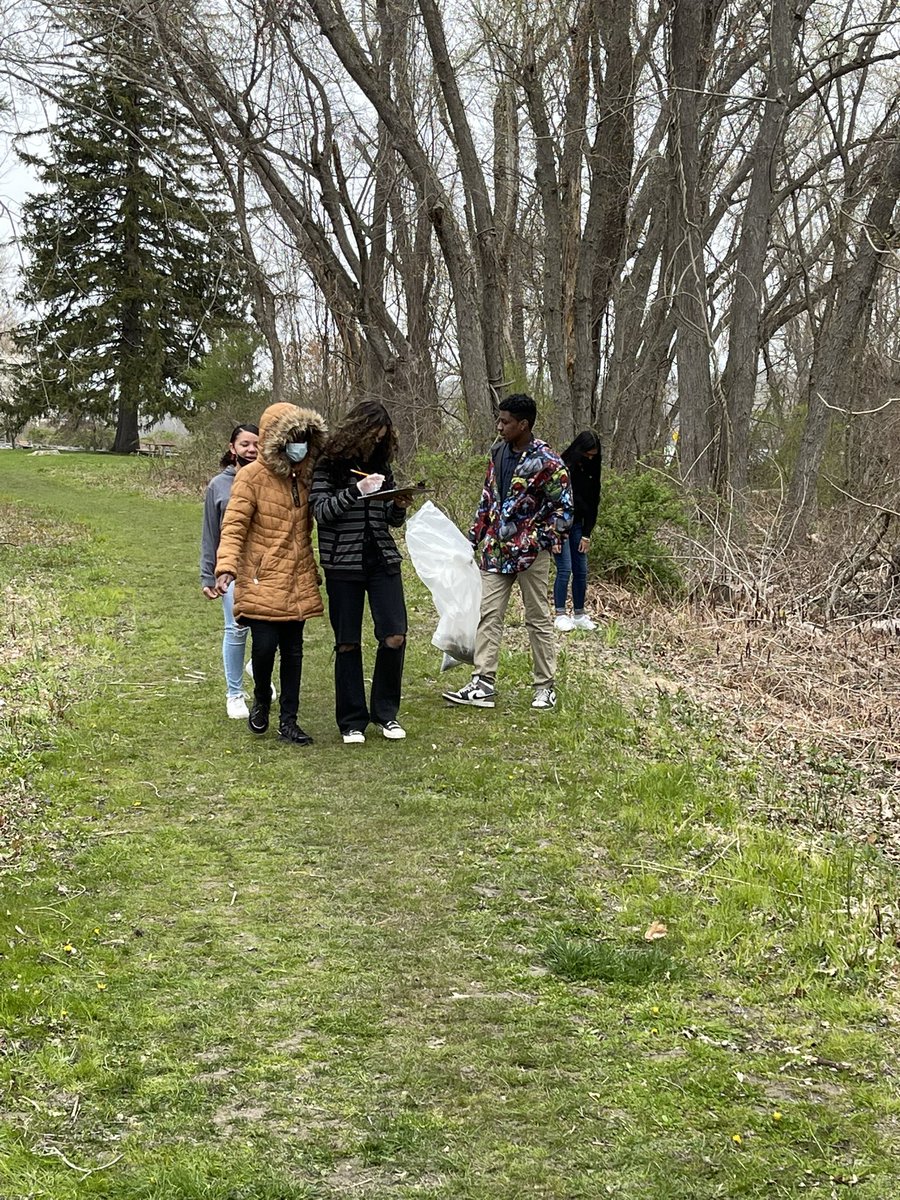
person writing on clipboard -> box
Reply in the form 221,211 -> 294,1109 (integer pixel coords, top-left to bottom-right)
311,400 -> 415,744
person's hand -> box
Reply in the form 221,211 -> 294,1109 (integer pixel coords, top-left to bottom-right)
215,573 -> 235,595
392,491 -> 414,509
202,585 -> 219,600
357,472 -> 385,496
578,537 -> 591,554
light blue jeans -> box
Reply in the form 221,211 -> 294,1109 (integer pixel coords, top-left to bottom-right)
222,580 -> 249,697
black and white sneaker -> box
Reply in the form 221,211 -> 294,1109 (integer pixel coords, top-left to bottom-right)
443,676 -> 496,708
278,719 -> 313,746
248,700 -> 270,734
378,720 -> 407,740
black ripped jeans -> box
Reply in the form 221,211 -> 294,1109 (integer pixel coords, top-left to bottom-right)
243,619 -> 305,724
325,571 -> 407,733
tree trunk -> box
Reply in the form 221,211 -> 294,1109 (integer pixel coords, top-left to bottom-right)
719,2 -> 806,494
667,0 -> 723,487
569,0 -> 635,434
493,80 -> 522,374
521,50 -> 572,427
783,125 -> 900,544
417,0 -> 505,406
112,89 -> 142,455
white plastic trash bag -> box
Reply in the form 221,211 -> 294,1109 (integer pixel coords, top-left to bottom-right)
406,500 -> 482,670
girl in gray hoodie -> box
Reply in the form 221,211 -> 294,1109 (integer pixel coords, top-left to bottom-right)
199,424 -> 259,718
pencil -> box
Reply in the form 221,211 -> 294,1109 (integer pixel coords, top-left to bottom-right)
350,468 -> 369,477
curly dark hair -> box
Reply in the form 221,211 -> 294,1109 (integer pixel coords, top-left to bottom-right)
500,393 -> 537,429
322,400 -> 398,469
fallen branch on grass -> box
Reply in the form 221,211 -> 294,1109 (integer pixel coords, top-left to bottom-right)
38,1146 -> 124,1177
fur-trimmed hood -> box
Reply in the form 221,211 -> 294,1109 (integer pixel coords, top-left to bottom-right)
215,402 -> 327,624
258,402 -> 327,481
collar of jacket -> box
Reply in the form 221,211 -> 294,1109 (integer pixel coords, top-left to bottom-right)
492,435 -> 548,462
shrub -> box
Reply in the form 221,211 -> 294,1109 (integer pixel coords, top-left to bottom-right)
409,443 -> 487,532
592,469 -> 687,596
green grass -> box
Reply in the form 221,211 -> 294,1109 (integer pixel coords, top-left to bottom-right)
1,451 -> 899,1198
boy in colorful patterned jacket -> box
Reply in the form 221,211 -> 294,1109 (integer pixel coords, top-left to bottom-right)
443,394 -> 573,711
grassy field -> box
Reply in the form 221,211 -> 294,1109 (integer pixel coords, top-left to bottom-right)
1,451 -> 899,1199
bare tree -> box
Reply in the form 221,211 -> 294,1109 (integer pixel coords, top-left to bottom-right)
783,114 -> 900,543
6,0 -> 900,514
718,2 -> 810,495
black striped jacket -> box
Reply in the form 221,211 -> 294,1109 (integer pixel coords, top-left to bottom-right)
310,460 -> 406,577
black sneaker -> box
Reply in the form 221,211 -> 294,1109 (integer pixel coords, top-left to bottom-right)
248,700 -> 270,734
278,719 -> 313,746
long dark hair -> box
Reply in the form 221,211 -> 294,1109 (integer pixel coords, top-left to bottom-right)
562,430 -> 601,474
322,400 -> 398,470
220,423 -> 259,468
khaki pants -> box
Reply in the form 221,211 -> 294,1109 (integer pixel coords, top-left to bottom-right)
474,552 -> 556,689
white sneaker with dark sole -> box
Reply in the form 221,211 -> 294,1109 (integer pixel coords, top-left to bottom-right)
532,687 -> 557,709
342,730 -> 366,744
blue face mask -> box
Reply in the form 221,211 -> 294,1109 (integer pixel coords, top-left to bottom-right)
284,441 -> 308,463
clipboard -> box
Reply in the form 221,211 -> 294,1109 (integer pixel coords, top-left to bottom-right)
368,483 -> 431,501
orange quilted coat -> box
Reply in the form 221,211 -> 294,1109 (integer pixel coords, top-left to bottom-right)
215,403 -> 327,622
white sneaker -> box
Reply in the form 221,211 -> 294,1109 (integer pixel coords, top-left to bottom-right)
572,614 -> 597,631
554,614 -> 575,631
226,694 -> 250,720
245,661 -> 276,699
342,730 -> 366,744
378,721 -> 406,740
532,687 -> 557,710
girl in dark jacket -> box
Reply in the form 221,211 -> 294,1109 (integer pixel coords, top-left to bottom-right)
311,400 -> 411,744
553,431 -> 601,631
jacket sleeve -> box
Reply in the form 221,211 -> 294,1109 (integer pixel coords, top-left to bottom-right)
215,473 -> 256,578
468,458 -> 494,544
380,468 -> 407,528
199,486 -> 221,588
310,462 -> 362,525
581,470 -> 601,537
542,461 -> 574,541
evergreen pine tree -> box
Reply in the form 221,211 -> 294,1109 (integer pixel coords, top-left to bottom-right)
17,34 -> 244,453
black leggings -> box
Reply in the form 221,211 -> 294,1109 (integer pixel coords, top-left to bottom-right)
243,619 -> 304,723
